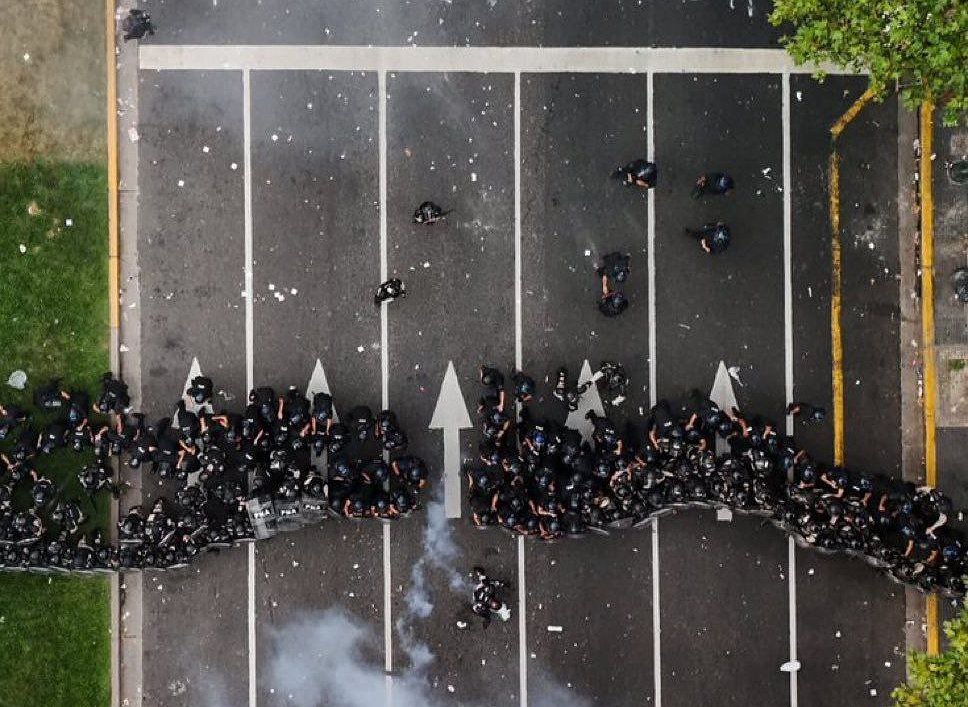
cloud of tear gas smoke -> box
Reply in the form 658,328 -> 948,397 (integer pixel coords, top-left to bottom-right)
395,497 -> 468,674
198,672 -> 233,707
265,499 -> 470,707
266,608 -> 438,707
265,608 -> 594,707
265,498 -> 591,707
529,672 -> 593,707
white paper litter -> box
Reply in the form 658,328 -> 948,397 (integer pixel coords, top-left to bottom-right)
6,370 -> 27,390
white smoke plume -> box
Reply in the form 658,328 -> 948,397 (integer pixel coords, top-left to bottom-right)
395,497 -> 468,674
266,608 -> 593,707
529,672 -> 594,707
266,608 -> 436,707
264,498 -> 591,707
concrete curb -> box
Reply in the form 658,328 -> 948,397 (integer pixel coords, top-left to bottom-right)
105,0 -> 122,704
113,0 -> 145,703
896,99 -> 928,664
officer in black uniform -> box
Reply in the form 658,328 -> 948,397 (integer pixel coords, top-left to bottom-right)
684,222 -> 731,255
510,371 -> 536,404
597,252 -> 631,284
786,401 -> 827,424
413,201 -> 447,224
186,375 -> 215,408
470,566 -> 512,629
691,172 -> 735,198
96,373 -> 131,414
599,275 -> 629,317
374,278 -> 406,307
613,159 -> 657,189
122,8 -> 155,41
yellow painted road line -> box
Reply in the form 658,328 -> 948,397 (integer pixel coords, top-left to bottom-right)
106,0 -> 121,332
919,101 -> 942,656
830,87 -> 876,139
829,150 -> 846,466
828,87 -> 874,467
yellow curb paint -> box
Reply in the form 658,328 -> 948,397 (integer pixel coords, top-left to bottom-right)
920,102 -> 938,488
919,101 -> 941,656
828,87 -> 874,467
106,0 -> 120,331
926,593 -> 941,655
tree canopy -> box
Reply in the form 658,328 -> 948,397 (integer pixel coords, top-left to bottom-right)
893,599 -> 968,707
770,0 -> 967,124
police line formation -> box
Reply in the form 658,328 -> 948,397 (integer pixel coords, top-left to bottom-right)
0,159 -> 963,594
0,364 -> 964,599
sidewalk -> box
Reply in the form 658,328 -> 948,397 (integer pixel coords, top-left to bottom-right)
930,115 -> 968,632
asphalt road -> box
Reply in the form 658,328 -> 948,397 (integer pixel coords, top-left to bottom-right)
129,9 -> 910,707
141,0 -> 782,48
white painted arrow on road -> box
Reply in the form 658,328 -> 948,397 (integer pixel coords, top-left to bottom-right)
306,358 -> 339,423
565,359 -> 605,444
710,360 -> 739,456
429,361 -> 473,519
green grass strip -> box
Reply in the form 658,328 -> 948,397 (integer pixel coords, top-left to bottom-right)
0,161 -> 110,707
0,573 -> 110,707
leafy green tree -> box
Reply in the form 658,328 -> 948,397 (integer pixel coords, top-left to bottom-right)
770,0 -> 967,125
893,599 -> 968,707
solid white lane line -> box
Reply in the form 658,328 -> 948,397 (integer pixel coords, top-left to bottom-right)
378,71 -> 394,687
248,542 -> 257,707
782,73 -> 794,439
788,536 -> 798,701
514,71 -> 523,375
781,71 -> 799,707
646,69 -> 662,707
647,71 -> 657,408
380,71 -> 390,411
652,520 -> 661,707
243,69 -> 255,393
242,68 -> 257,707
517,535 -> 528,707
384,522 -> 393,672
141,45 -> 852,75
514,70 -> 529,707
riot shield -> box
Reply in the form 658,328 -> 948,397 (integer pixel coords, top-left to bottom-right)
246,496 -> 279,540
274,497 -> 304,533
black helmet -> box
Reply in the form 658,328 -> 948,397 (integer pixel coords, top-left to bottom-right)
407,464 -> 426,484
714,173 -> 734,192
414,201 -> 443,223
942,544 -> 962,563
372,462 -> 390,483
633,160 -> 657,182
